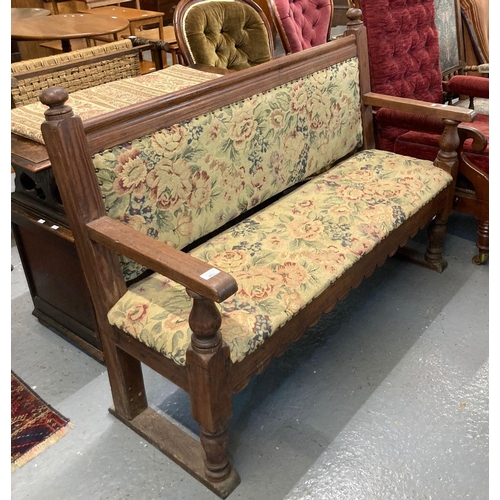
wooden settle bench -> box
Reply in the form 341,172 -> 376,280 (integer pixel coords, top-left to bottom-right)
36,8 -> 477,498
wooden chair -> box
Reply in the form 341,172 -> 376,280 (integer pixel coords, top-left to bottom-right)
267,0 -> 334,54
42,0 -> 72,14
173,0 -> 274,70
350,0 -> 489,265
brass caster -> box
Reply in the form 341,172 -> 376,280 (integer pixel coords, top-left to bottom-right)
472,253 -> 488,265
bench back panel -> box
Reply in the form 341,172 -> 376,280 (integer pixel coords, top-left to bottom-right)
92,57 -> 363,280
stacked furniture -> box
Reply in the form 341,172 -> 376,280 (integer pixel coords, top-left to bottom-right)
460,0 -> 489,70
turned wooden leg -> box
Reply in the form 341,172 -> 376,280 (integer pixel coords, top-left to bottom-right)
186,291 -> 240,487
472,220 -> 489,265
424,216 -> 448,272
200,429 -> 232,482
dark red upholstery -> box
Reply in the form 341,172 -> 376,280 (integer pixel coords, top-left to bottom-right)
446,75 -> 489,99
375,108 -> 489,175
272,0 -> 332,53
357,0 -> 489,153
355,0 -> 489,262
361,0 -> 443,103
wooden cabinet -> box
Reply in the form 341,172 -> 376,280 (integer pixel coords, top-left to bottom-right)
11,135 -> 104,362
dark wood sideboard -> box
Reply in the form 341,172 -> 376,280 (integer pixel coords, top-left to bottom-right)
11,134 -> 103,362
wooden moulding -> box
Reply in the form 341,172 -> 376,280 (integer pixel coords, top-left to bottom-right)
81,37 -> 359,152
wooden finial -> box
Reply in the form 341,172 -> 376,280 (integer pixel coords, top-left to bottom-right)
40,86 -> 73,120
346,5 -> 363,27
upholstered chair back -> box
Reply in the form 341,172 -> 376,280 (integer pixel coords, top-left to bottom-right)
270,0 -> 333,54
355,0 -> 444,150
174,0 -> 274,70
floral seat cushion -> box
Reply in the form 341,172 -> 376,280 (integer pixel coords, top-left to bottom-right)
107,150 -> 452,365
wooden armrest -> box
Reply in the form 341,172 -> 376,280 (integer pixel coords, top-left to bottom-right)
87,217 -> 238,303
458,125 -> 488,151
127,36 -> 171,53
363,92 -> 478,123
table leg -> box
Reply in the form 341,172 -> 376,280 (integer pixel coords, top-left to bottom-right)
61,39 -> 72,52
158,18 -> 164,41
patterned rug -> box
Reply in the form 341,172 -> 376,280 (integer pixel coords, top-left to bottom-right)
11,371 -> 73,472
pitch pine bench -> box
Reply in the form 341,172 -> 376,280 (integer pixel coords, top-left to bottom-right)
38,10 -> 476,498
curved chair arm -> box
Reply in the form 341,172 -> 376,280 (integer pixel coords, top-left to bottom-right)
444,75 -> 489,100
126,36 -> 171,71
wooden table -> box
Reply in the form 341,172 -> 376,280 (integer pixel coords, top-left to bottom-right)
79,6 -> 164,41
11,13 -> 130,53
11,7 -> 51,20
11,8 -> 51,62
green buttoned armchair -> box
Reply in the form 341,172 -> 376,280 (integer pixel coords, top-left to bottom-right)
173,0 -> 274,71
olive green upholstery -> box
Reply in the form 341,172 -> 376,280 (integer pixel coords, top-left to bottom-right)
174,0 -> 274,70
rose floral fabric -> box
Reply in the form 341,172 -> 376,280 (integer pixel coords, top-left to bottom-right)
107,150 -> 452,365
94,58 -> 364,280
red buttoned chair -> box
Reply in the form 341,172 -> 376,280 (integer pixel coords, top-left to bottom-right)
267,0 -> 334,54
350,0 -> 489,264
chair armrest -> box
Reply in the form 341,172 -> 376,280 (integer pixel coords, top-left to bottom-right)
364,92 -> 485,144
363,92 -> 478,123
126,36 -> 171,71
444,75 -> 489,100
87,216 -> 238,303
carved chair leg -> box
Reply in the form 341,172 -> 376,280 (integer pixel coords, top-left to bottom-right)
472,220 -> 489,265
424,216 -> 448,273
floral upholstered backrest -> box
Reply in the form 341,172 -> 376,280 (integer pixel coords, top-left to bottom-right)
92,57 -> 363,280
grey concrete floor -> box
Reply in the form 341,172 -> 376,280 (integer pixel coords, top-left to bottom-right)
11,207 -> 489,500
